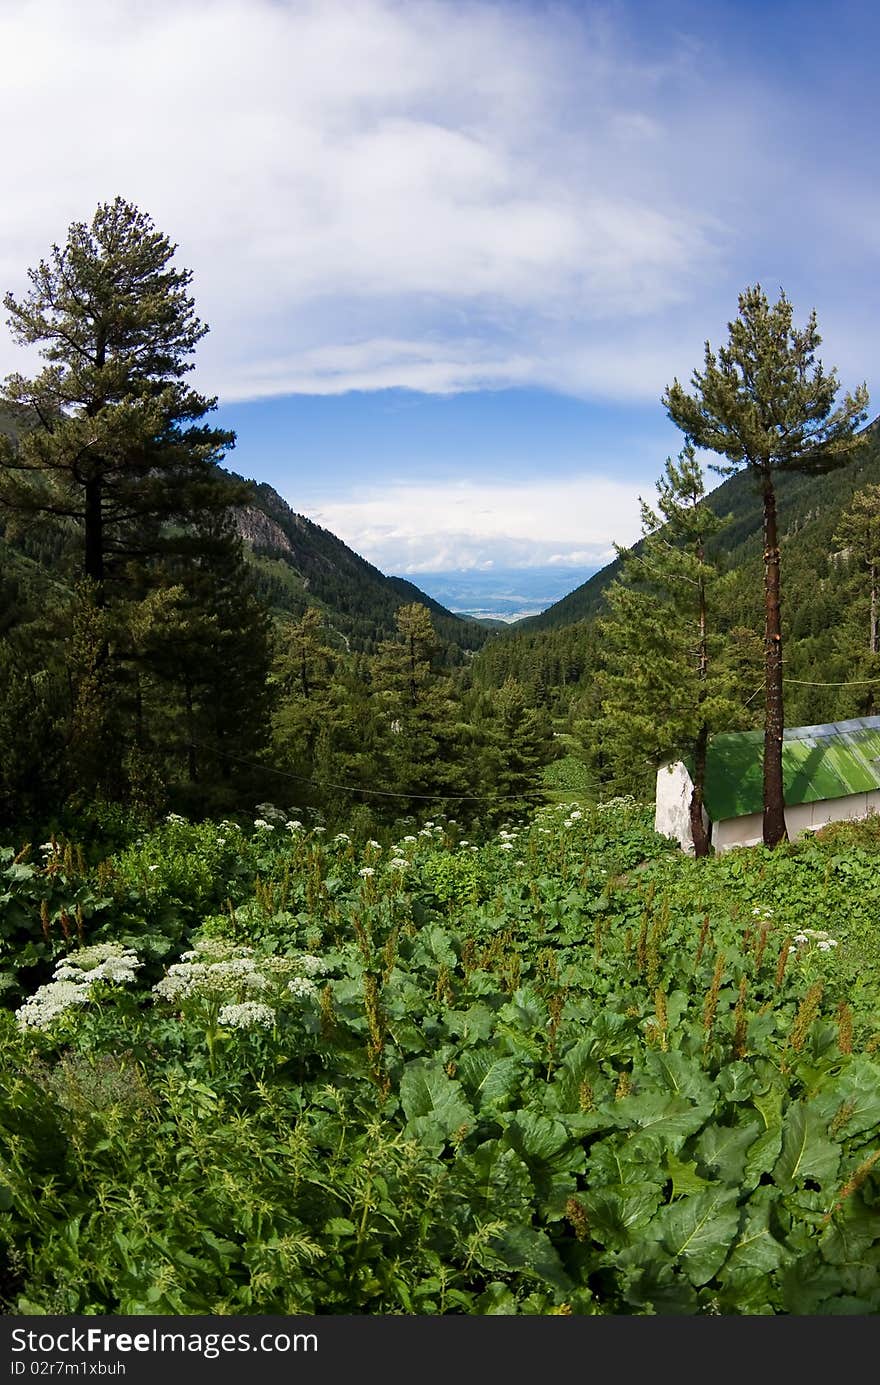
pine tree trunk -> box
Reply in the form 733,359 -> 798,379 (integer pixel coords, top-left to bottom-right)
689,721 -> 711,858
84,474 -> 104,586
870,563 -> 877,656
185,680 -> 198,782
761,474 -> 787,846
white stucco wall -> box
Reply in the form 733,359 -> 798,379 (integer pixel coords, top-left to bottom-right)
713,789 -> 880,852
654,761 -> 709,854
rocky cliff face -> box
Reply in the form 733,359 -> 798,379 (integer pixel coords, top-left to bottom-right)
234,504 -> 296,558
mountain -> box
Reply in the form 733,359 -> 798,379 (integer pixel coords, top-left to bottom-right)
0,429 -> 492,660
230,475 -> 493,657
513,420 -> 880,634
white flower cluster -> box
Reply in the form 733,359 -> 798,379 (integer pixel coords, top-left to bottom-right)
334,833 -> 351,844
16,943 -> 142,1031
293,953 -> 327,977
154,951 -> 269,1003
54,943 -> 142,986
253,818 -> 275,831
153,938 -> 327,1012
388,857 -> 409,870
792,928 -> 839,952
217,1002 -> 276,1031
358,866 -> 375,878
288,976 -> 319,1000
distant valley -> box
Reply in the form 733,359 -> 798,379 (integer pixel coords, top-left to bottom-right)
400,565 -> 600,623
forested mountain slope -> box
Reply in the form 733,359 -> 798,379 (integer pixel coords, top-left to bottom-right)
473,420 -> 880,732
234,476 -> 489,657
517,418 -> 880,633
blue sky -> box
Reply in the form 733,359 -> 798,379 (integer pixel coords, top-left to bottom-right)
1,0 -> 878,574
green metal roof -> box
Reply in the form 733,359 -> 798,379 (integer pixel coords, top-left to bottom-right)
697,716 -> 880,822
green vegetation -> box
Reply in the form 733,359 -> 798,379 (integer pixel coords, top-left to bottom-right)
2,208 -> 880,1318
2,800 -> 879,1314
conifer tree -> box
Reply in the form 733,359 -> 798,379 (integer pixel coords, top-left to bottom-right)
832,484 -> 880,714
0,197 -> 244,587
664,286 -> 869,846
593,446 -> 744,855
470,678 -> 553,819
371,603 -> 469,802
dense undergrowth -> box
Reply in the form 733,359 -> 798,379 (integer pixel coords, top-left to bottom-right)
1,799 -> 879,1315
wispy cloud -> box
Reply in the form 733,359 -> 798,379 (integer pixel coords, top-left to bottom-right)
307,474 -> 644,572
0,0 -> 750,404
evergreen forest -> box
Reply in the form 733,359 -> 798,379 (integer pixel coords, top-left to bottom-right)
2,200 -> 880,1318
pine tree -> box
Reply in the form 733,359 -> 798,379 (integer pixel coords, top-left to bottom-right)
133,514 -> 273,799
0,197 -> 244,587
592,446 -> 745,855
470,679 -> 553,820
371,603 -> 469,804
664,286 -> 869,846
832,484 -> 880,714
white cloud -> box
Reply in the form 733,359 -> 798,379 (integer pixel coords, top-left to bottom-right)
0,0 -> 733,404
306,473 -> 644,572
0,0 -> 870,411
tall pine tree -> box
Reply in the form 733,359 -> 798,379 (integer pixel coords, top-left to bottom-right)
593,447 -> 745,855
664,286 -> 868,846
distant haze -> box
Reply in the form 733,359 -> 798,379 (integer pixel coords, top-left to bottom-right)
408,566 -> 599,622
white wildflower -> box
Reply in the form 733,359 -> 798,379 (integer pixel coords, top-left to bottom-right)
16,980 -> 93,1030
55,944 -> 141,986
389,857 -> 409,869
288,976 -> 318,1000
165,813 -> 186,824
358,866 -> 375,878
294,953 -> 327,977
253,818 -> 274,830
218,1002 -> 276,1030
312,826 -> 326,834
402,835 -> 417,844
499,843 -> 515,851
366,840 -> 382,850
286,820 -> 303,831
334,833 -> 351,844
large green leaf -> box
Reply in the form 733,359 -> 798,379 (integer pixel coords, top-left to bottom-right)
695,1120 -> 761,1184
810,1058 -> 880,1139
409,925 -> 457,970
454,1140 -> 534,1215
486,1224 -> 572,1291
501,1111 -> 582,1172
582,1184 -> 665,1250
455,1051 -> 524,1109
441,1004 -> 496,1045
819,1195 -> 880,1265
781,1254 -> 845,1313
611,1092 -> 711,1153
644,1049 -> 716,1106
399,1060 -> 475,1154
665,1153 -> 711,1200
773,1102 -> 840,1194
652,1189 -> 741,1286
717,1189 -> 789,1283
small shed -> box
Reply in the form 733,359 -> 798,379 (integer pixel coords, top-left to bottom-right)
655,715 -> 880,853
